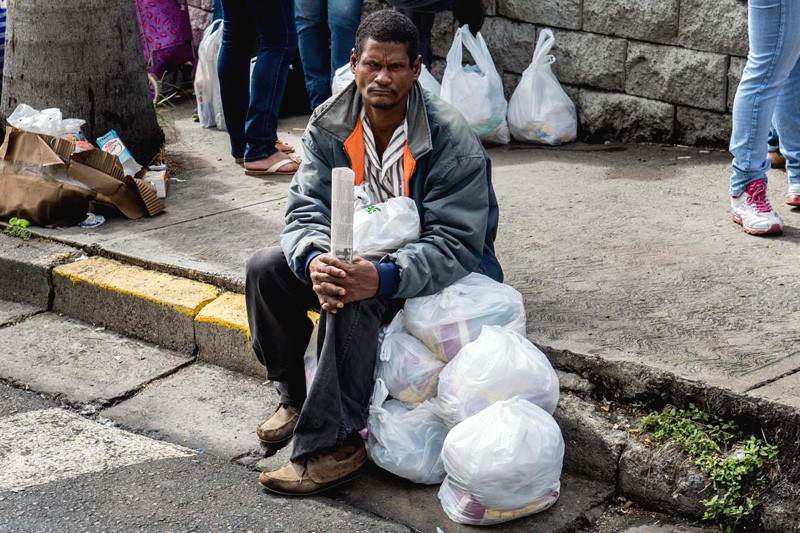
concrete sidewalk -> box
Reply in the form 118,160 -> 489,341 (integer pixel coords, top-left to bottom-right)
25,99 -> 800,422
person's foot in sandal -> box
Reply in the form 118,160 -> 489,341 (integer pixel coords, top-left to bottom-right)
276,139 -> 295,153
244,151 -> 299,176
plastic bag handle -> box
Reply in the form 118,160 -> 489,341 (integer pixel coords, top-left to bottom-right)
445,27 -> 464,76
459,26 -> 495,76
531,29 -> 556,67
370,379 -> 390,408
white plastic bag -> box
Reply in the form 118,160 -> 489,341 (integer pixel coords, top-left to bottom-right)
441,26 -> 509,145
353,196 -> 420,257
332,63 -> 354,95
367,379 -> 447,484
436,326 -> 560,426
403,273 -> 526,362
419,64 -> 442,97
376,311 -> 444,406
508,29 -> 576,145
333,62 -> 441,97
195,19 -> 225,130
7,104 -> 85,137
303,320 -> 320,394
438,398 -> 563,525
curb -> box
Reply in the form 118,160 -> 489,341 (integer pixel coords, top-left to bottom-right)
0,234 -> 320,381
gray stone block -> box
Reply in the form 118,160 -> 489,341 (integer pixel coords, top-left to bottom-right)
676,107 -> 732,147
728,56 -> 747,111
0,234 -> 78,307
481,16 -> 536,74
195,321 -> 262,379
619,438 -> 708,518
547,28 -> 627,91
583,0 -> 679,44
482,0 -> 497,16
498,0 -> 581,30
430,10 -> 455,59
430,57 -> 446,81
361,0 -> 389,19
502,71 -> 521,101
679,0 -> 748,57
553,394 -> 628,483
577,90 -> 674,143
625,42 -> 728,111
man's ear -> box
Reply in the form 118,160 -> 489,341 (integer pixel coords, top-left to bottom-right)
350,49 -> 358,71
413,55 -> 422,80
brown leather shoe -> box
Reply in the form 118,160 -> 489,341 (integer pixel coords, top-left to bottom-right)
259,443 -> 367,496
768,150 -> 786,170
256,405 -> 299,445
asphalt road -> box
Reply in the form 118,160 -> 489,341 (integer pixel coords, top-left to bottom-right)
0,382 -> 408,533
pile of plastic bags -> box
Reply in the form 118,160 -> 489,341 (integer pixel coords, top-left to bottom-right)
367,273 -> 565,525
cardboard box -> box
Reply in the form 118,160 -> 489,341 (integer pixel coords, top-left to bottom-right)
0,126 -> 165,225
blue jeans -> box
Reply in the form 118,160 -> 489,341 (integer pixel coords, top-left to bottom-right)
768,125 -> 780,153
295,0 -> 363,111
211,0 -> 223,21
218,0 -> 297,161
730,0 -> 800,196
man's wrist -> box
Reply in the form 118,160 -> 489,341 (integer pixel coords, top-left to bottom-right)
371,260 -> 400,298
305,250 -> 322,279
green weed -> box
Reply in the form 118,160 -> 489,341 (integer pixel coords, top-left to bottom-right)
641,404 -> 778,530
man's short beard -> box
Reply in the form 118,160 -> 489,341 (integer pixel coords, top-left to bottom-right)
370,100 -> 399,110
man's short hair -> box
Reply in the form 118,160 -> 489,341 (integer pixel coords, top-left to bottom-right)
355,9 -> 419,64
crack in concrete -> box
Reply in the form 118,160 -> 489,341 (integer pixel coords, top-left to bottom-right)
743,365 -> 800,394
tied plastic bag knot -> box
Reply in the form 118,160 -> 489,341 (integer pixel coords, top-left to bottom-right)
508,29 -> 577,146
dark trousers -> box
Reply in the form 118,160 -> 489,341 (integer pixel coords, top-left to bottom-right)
218,0 -> 297,161
245,247 -> 401,461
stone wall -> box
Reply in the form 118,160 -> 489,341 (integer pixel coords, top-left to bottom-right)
364,0 -> 748,147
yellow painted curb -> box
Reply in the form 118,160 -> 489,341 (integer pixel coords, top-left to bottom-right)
195,293 -> 321,337
54,256 -> 220,317
195,292 -> 249,334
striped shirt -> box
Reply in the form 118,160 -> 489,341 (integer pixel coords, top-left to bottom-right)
361,109 -> 407,204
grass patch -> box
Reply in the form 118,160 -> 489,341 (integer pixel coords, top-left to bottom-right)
640,404 -> 778,530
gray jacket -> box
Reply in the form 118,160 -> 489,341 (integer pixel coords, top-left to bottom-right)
281,81 -> 502,298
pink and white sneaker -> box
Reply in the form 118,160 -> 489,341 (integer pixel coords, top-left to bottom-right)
787,183 -> 800,206
731,179 -> 783,236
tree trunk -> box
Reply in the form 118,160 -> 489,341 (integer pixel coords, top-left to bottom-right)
1,0 -> 164,164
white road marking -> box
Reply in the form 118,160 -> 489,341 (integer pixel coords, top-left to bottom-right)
0,408 -> 193,492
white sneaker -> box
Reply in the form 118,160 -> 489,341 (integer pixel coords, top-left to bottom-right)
787,183 -> 800,207
731,179 -> 783,235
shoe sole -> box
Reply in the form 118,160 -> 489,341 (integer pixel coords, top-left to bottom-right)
731,214 -> 783,236
258,434 -> 292,452
259,466 -> 364,497
786,195 -> 800,207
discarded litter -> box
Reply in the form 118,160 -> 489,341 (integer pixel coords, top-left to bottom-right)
78,212 -> 106,229
438,398 -> 564,525
144,164 -> 169,199
97,129 -> 142,178
7,104 -> 85,137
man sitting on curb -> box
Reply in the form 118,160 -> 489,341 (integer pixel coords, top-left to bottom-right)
245,9 -> 502,496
